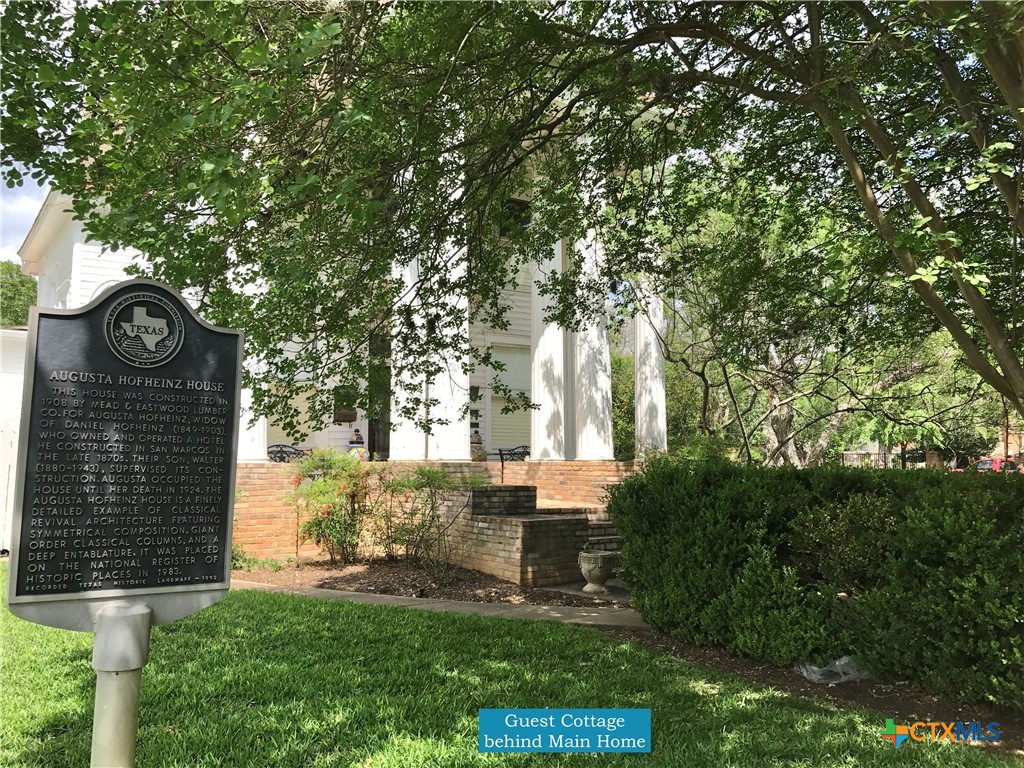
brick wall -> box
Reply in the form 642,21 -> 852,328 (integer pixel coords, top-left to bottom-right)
438,486 -> 591,587
382,459 -> 640,507
498,460 -> 640,506
233,462 -> 319,560
232,459 -> 638,572
465,485 -> 537,515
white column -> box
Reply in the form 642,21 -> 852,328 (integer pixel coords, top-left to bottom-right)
563,331 -> 577,461
575,320 -> 614,459
635,293 -> 667,453
530,240 -> 567,459
388,396 -> 428,459
235,388 -> 268,461
389,258 -> 428,460
387,409 -> 428,456
426,368 -> 470,460
573,234 -> 613,460
426,251 -> 470,460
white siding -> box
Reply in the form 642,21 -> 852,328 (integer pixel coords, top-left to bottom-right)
1,330 -> 27,408
266,389 -> 316,449
265,420 -> 295,448
0,421 -> 16,552
35,221 -> 74,309
469,344 -> 530,454
326,421 -> 369,452
264,389 -> 368,453
469,265 -> 532,346
71,240 -> 140,307
32,219 -> 141,310
490,345 -> 531,391
490,397 -> 530,449
0,329 -> 27,551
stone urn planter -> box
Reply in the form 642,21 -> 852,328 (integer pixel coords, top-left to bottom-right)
578,550 -> 620,594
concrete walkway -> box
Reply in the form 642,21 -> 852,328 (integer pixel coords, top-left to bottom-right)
231,579 -> 648,628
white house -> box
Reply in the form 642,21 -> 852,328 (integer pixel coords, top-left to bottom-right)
0,191 -> 667,546
0,326 -> 27,552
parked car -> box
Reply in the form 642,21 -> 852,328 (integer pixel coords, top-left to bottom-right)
959,457 -> 1022,473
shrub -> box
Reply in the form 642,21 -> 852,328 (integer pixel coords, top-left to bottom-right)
291,452 -> 478,574
230,543 -> 283,572
396,466 -> 469,577
292,450 -> 369,564
611,459 -> 765,645
366,465 -> 479,582
608,456 -> 1024,709
787,492 -> 899,594
850,500 -> 1024,706
727,546 -> 847,666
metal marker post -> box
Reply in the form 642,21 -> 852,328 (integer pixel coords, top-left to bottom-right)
90,603 -> 153,768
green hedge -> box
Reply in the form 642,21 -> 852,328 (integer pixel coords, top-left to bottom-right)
607,458 -> 1024,709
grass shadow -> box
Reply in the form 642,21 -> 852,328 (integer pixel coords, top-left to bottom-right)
3,589 -> 1015,767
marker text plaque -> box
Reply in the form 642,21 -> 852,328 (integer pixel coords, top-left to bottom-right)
6,280 -> 242,630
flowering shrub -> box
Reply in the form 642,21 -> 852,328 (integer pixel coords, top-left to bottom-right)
292,450 -> 368,564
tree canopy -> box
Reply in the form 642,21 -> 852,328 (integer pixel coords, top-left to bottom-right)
4,1 -> 1024,432
0,261 -> 37,326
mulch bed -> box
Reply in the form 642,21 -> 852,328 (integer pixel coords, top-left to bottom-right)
599,627 -> 1022,755
234,558 -> 1022,755
232,558 -> 628,608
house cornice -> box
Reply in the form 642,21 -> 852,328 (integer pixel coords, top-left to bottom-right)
17,190 -> 75,276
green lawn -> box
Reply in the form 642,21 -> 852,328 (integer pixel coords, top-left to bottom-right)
0,584 -> 1017,767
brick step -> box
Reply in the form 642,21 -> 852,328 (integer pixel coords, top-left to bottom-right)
536,499 -> 610,522
584,535 -> 623,552
588,520 -> 618,537
536,512 -> 598,524
535,507 -> 602,519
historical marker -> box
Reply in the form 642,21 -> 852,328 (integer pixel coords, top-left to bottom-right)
7,279 -> 242,629
5,279 -> 243,767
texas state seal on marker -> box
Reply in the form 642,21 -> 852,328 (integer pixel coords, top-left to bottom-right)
104,292 -> 185,368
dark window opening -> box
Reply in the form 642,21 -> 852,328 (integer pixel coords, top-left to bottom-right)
498,198 -> 530,239
333,385 -> 359,424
